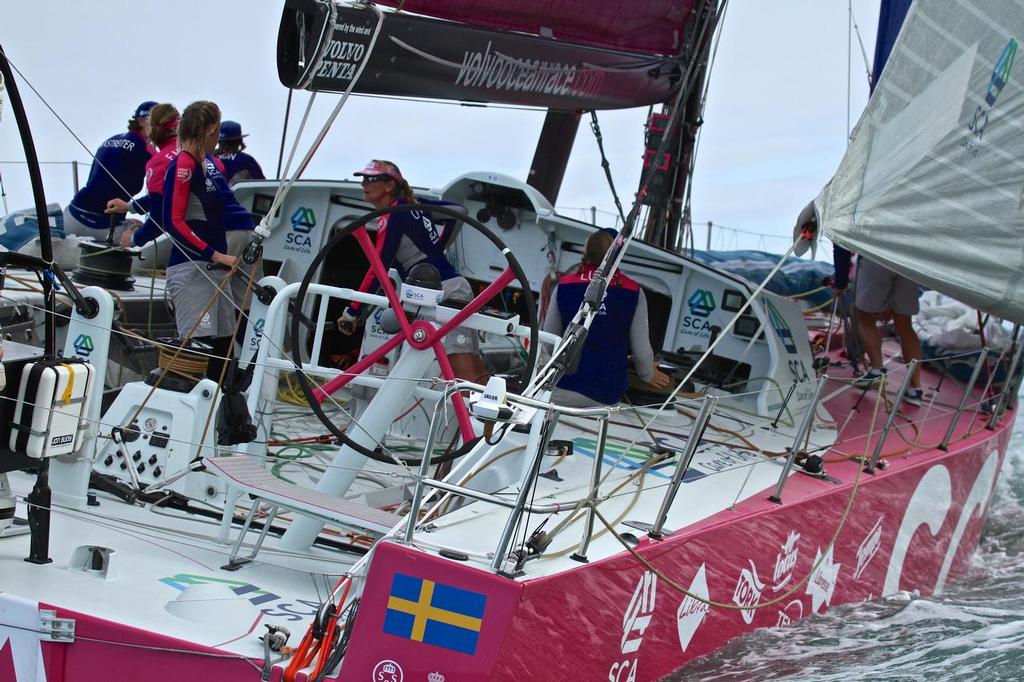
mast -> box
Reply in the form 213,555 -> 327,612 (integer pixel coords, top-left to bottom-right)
526,110 -> 581,205
642,0 -> 718,251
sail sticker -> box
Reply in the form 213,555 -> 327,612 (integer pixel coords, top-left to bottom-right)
765,301 -> 798,354
383,573 -> 486,655
687,289 -> 715,318
985,39 -> 1017,107
964,38 -> 1018,156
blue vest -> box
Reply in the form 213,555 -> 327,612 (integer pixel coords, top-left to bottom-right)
555,266 -> 640,405
69,131 -> 152,229
217,151 -> 265,185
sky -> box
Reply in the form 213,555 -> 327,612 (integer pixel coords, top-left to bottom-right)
0,0 -> 880,258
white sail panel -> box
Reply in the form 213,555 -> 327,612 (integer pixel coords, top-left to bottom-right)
816,0 -> 1024,323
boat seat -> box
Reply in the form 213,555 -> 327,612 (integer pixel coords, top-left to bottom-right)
204,455 -> 402,570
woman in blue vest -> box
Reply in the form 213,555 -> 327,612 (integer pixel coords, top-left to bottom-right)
543,229 -> 670,406
63,100 -> 156,242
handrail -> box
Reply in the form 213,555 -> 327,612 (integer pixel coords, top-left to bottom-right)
769,376 -> 828,503
866,360 -> 917,473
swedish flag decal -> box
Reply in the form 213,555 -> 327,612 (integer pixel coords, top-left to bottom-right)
383,572 -> 486,655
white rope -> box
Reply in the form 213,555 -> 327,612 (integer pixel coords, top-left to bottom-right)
602,238 -> 804,480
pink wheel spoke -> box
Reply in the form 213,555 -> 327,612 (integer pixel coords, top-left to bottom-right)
425,267 -> 516,346
434,342 -> 477,442
352,227 -> 414,338
314,331 -> 406,402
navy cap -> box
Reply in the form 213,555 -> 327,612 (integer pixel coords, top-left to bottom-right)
219,120 -> 248,140
134,101 -> 158,119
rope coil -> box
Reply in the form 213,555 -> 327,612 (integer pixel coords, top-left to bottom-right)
156,338 -> 212,382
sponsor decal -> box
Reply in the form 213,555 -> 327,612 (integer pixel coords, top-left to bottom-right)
284,206 -> 317,254
287,5 -> 674,110
50,434 -> 74,447
160,573 -> 321,622
573,438 -> 682,481
0,595 -> 45,682
887,451 -> 997,596
775,599 -> 804,628
806,546 -> 841,614
732,560 -> 765,625
765,300 -> 798,354
691,444 -> 761,476
772,530 -> 801,591
176,166 -> 191,181
687,289 -> 715,318
249,318 -> 265,349
383,573 -> 486,655
609,571 -> 657,682
372,659 -> 403,682
854,516 -> 884,580
73,333 -> 94,357
964,38 -> 1017,156
676,564 -> 710,652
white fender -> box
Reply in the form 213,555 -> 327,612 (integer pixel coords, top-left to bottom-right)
883,464 -> 952,596
934,449 -> 1000,594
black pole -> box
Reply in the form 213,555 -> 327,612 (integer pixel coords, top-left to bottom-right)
526,109 -> 581,205
276,87 -> 294,178
0,42 -> 55,564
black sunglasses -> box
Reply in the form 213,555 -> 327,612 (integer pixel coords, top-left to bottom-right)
361,175 -> 392,184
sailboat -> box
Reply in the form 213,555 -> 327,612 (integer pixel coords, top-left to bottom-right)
0,1 -> 1021,681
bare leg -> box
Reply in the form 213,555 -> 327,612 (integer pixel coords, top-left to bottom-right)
891,313 -> 922,388
857,309 -> 884,370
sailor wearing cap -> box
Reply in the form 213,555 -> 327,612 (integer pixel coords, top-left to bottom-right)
337,159 -> 488,382
215,120 -> 265,186
62,100 -> 157,242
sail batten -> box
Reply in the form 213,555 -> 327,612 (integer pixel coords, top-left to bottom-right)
818,0 -> 1024,323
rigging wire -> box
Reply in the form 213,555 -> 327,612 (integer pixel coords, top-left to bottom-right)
588,111 -> 627,225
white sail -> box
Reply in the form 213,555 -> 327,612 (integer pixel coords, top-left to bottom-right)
816,0 -> 1024,323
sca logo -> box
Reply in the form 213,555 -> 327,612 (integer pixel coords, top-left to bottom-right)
687,289 -> 715,318
73,334 -> 94,357
965,38 -> 1017,155
249,318 -> 265,348
285,207 -> 316,253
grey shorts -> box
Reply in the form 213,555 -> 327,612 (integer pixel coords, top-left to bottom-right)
439,276 -> 479,354
855,257 -> 920,315
225,229 -> 264,308
166,261 -> 238,338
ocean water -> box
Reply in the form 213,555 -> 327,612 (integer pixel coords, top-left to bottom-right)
670,392 -> 1024,682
